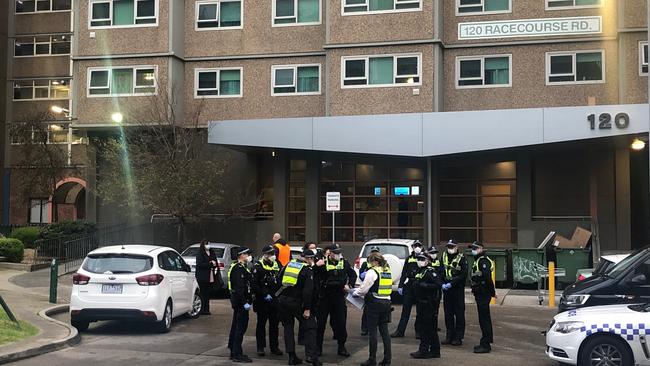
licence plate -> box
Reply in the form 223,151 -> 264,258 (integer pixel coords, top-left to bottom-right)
101,284 -> 123,294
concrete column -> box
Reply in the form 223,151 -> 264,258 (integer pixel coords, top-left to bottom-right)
615,148 -> 632,251
516,154 -> 535,248
305,153 -> 320,243
429,159 -> 439,245
273,152 -> 287,235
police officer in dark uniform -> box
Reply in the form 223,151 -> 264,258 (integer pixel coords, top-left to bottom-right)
314,243 -> 356,357
252,245 -> 283,357
441,239 -> 468,346
469,241 -> 495,354
359,246 -> 381,336
228,247 -> 254,363
392,240 -> 424,338
410,250 -> 444,359
277,249 -> 321,366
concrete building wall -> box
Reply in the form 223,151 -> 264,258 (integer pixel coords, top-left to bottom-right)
620,32 -> 648,104
14,12 -> 71,34
12,56 -> 71,79
622,0 -> 648,29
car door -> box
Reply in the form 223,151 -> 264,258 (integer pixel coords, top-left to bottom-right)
158,251 -> 186,316
167,251 -> 191,313
626,257 -> 650,304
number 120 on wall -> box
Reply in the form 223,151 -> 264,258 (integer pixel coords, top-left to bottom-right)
588,112 -> 630,130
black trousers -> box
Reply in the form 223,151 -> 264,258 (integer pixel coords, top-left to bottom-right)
255,300 -> 280,351
395,285 -> 415,334
316,293 -> 347,349
228,306 -> 249,358
365,299 -> 392,363
416,300 -> 440,355
279,297 -> 318,359
361,307 -> 368,333
475,293 -> 493,347
443,287 -> 465,341
198,281 -> 212,314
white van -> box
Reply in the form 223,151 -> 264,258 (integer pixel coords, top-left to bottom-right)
353,239 -> 417,292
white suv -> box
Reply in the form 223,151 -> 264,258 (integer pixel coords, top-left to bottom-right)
354,239 -> 417,292
70,245 -> 202,333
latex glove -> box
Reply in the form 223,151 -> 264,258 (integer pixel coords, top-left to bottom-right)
398,287 -> 403,296
442,283 -> 452,291
244,303 -> 251,311
359,271 -> 366,281
264,295 -> 273,302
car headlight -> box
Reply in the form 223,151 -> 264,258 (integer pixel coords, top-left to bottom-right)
554,321 -> 584,334
564,294 -> 590,306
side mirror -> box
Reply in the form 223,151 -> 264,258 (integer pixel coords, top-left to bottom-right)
630,274 -> 647,286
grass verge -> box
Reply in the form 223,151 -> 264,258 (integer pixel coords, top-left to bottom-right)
0,307 -> 38,346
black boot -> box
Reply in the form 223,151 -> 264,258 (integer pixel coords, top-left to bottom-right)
390,331 -> 404,338
361,359 -> 377,366
288,353 -> 303,365
257,348 -> 265,357
474,345 -> 491,354
410,351 -> 431,359
441,338 -> 452,345
271,348 -> 284,356
379,359 -> 391,366
451,339 -> 462,346
338,345 -> 351,357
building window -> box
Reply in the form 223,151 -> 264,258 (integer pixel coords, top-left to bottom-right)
87,66 -> 156,97
194,68 -> 242,98
14,35 -> 71,57
320,160 -> 425,243
288,160 -> 306,243
13,79 -> 70,101
640,41 -> 648,76
546,50 -> 604,85
272,0 -> 320,26
546,0 -> 601,9
439,161 -> 517,247
272,65 -> 320,95
15,0 -> 71,13
30,199 -> 49,224
342,53 -> 421,88
89,0 -> 157,28
11,124 -> 81,145
195,0 -> 242,29
342,0 -> 421,14
456,55 -> 511,88
456,0 -> 510,15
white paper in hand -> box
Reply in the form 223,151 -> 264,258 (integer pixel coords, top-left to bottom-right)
346,293 -> 364,310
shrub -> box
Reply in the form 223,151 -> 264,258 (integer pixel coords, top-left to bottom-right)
40,221 -> 96,240
9,227 -> 41,249
0,239 -> 24,263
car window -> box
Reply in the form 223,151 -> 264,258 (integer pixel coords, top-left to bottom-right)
167,251 -> 186,271
362,244 -> 409,259
608,249 -> 647,278
83,254 -> 153,274
157,252 -> 176,271
181,246 -> 226,258
631,258 -> 650,286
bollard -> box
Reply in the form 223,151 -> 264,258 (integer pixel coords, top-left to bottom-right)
49,259 -> 58,304
548,261 -> 555,308
490,264 -> 496,305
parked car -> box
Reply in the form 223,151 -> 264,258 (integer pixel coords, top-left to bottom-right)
180,242 -> 241,290
70,245 -> 202,333
560,245 -> 650,312
354,239 -> 416,292
546,303 -> 650,365
576,254 -> 630,281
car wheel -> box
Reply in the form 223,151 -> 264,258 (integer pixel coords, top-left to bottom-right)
156,300 -> 173,333
186,291 -> 202,319
71,319 -> 89,332
578,335 -> 633,366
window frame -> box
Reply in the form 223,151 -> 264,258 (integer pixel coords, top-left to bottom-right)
193,67 -> 244,99
341,0 -> 422,16
455,0 -> 512,16
15,0 -> 72,14
340,53 -> 423,89
640,41 -> 648,76
271,0 -> 322,27
545,50 -> 605,86
86,65 -> 158,97
455,54 -> 512,89
88,0 -> 159,29
14,35 -> 71,58
194,0 -> 244,31
29,198 -> 49,225
271,64 -> 322,96
545,0 -> 603,10
13,79 -> 72,101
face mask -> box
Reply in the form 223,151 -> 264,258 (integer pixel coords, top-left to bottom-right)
447,248 -> 457,255
244,256 -> 252,263
413,247 -> 422,254
417,260 -> 427,268
471,250 -> 479,256
431,253 -> 438,260
311,249 -> 318,255
268,255 -> 276,262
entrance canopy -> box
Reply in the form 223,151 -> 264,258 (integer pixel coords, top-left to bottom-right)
208,104 -> 649,157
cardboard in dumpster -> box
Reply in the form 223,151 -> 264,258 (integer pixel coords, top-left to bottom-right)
553,227 -> 592,249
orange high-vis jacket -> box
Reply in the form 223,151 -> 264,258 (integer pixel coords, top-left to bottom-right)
275,243 -> 291,267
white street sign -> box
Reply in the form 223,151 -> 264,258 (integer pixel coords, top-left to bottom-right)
326,192 -> 341,212
458,16 -> 602,40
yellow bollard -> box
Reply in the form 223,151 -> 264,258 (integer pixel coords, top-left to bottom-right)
549,261 -> 556,308
490,264 -> 496,305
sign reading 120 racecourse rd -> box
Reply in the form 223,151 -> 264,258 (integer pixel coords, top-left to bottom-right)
458,16 -> 602,40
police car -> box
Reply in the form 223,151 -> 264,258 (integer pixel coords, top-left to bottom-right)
546,303 -> 650,366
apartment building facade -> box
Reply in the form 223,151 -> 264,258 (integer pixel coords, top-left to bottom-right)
3,0 -> 650,254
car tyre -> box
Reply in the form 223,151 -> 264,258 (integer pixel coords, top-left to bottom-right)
156,300 -> 173,333
186,290 -> 202,319
71,319 -> 89,332
578,335 -> 633,366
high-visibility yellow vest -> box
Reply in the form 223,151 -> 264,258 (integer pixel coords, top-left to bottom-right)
473,256 -> 494,274
282,260 -> 305,287
259,259 -> 279,272
407,257 -> 417,264
228,262 -> 250,291
443,252 -> 463,279
431,259 -> 441,268
372,266 -> 392,297
326,259 -> 344,271
415,267 -> 429,280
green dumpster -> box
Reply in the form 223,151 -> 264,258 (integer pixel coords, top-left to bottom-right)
511,248 -> 546,285
463,248 -> 508,286
555,247 -> 590,285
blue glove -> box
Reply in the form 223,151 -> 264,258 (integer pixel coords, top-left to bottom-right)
398,287 -> 403,296
264,295 -> 273,302
359,271 -> 366,281
442,283 -> 451,291
244,303 -> 251,311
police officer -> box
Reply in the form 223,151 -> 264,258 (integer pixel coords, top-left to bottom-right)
469,241 -> 495,354
277,250 -> 321,366
228,247 -> 254,363
252,245 -> 283,357
353,252 -> 393,366
314,243 -> 356,357
392,240 -> 424,338
410,250 -> 444,359
441,239 -> 468,346
359,246 -> 381,336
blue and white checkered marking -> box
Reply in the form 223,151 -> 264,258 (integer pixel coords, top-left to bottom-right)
582,323 -> 650,341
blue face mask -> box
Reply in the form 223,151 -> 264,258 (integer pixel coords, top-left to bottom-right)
471,249 -> 479,256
